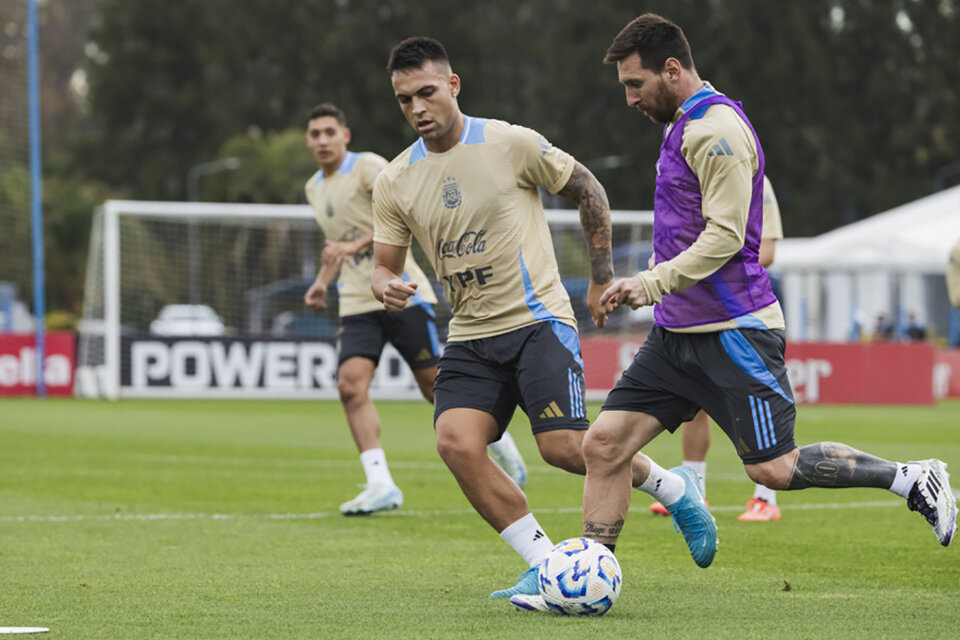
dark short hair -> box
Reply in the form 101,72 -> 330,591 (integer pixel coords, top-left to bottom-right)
387,37 -> 450,73
603,13 -> 694,72
307,102 -> 347,127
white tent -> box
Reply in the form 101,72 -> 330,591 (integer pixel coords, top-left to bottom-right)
775,184 -> 960,273
770,184 -> 960,342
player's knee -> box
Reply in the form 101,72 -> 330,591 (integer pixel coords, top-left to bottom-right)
337,375 -> 368,406
582,424 -> 627,470
434,425 -> 478,468
745,463 -> 789,490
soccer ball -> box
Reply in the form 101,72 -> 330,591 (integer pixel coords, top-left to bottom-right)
538,537 -> 622,616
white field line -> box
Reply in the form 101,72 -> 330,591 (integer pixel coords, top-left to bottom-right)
124,455 -> 773,482
127,454 -> 452,471
0,499 -> 919,525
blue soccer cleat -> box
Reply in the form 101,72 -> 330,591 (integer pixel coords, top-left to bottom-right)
490,565 -> 539,598
665,465 -> 719,568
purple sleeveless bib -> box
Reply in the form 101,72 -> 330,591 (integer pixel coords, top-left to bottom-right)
652,93 -> 775,328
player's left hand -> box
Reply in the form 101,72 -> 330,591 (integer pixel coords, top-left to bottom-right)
588,280 -> 613,328
600,276 -> 649,310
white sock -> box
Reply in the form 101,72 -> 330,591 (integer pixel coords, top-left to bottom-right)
359,448 -> 394,487
682,460 -> 707,496
487,431 -> 516,456
888,462 -> 922,499
753,483 -> 777,505
500,513 -> 554,568
637,460 -> 686,507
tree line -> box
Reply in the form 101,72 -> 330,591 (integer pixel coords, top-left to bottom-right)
1,0 -> 958,315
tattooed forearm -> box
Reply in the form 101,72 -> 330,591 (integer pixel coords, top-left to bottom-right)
558,162 -> 613,284
583,519 -> 624,545
787,442 -> 897,490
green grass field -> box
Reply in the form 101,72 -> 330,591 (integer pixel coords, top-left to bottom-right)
1,398 -> 958,639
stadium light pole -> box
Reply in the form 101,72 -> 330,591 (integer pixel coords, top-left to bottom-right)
185,157 -> 240,304
27,0 -> 45,396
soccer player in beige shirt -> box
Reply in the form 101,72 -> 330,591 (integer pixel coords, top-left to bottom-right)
372,37 -> 710,602
304,102 -> 435,516
948,237 -> 960,346
304,103 -> 527,515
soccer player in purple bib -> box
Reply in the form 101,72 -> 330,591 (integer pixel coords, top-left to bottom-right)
581,13 -> 957,558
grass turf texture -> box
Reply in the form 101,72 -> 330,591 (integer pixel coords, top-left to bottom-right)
1,398 -> 958,639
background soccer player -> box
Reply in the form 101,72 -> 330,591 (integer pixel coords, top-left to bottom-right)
948,237 -> 960,345
371,37 -> 714,603
304,102 -> 527,514
583,13 -> 957,561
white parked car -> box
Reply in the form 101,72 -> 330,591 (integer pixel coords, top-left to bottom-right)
149,304 -> 225,336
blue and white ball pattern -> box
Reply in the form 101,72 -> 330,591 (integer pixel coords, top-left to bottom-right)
538,537 -> 622,616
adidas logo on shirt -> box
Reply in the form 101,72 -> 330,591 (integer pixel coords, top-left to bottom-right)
707,137 -> 735,157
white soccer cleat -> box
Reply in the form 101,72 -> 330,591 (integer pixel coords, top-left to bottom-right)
339,483 -> 403,516
906,459 -> 957,546
488,432 -> 528,489
509,593 -> 551,612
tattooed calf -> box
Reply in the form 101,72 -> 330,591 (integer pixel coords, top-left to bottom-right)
788,442 -> 897,490
583,519 -> 624,544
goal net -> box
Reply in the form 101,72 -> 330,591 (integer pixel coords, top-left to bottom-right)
76,200 -> 652,399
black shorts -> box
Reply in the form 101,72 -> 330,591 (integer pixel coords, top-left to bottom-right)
602,325 -> 796,464
434,320 -> 589,435
338,304 -> 439,370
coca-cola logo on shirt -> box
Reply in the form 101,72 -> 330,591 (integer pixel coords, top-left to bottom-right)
436,229 -> 487,260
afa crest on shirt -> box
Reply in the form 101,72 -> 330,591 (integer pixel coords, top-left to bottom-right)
442,176 -> 462,209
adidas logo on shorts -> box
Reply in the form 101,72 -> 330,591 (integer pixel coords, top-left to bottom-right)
538,401 -> 564,419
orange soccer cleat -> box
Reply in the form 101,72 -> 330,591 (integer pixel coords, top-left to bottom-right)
650,501 -> 669,516
651,499 -> 709,516
738,497 -> 781,521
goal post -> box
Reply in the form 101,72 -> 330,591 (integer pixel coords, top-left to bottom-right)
77,200 -> 653,400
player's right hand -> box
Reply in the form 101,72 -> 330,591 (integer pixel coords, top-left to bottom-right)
382,278 -> 417,312
304,282 -> 328,311
600,276 -> 649,311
